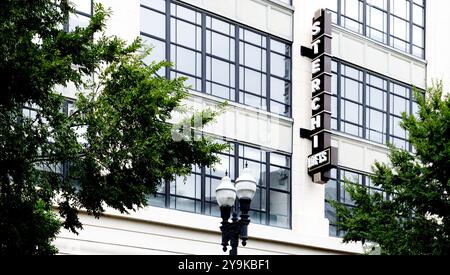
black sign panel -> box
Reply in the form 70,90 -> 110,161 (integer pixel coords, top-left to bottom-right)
311,74 -> 332,97
301,9 -> 337,184
308,147 -> 338,176
312,9 -> 332,41
310,113 -> 332,135
311,36 -> 332,59
312,55 -> 332,79
311,92 -> 332,117
311,131 -> 332,155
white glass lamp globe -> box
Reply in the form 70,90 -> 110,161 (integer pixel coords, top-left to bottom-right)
215,175 -> 237,207
235,167 -> 257,200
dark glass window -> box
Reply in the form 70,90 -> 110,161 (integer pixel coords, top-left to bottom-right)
149,141 -> 292,229
331,0 -> 426,58
325,167 -> 388,237
23,99 -> 77,175
140,0 -> 292,117
332,60 -> 419,151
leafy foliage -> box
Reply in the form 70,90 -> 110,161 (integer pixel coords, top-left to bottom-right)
0,0 -> 227,255
333,82 -> 450,255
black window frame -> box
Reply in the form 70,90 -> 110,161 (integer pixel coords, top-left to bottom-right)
325,167 -> 388,237
330,0 -> 426,59
332,59 -> 421,151
149,140 -> 292,229
140,0 -> 292,118
65,0 -> 93,32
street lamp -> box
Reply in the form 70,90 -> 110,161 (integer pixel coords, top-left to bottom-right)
215,164 -> 257,255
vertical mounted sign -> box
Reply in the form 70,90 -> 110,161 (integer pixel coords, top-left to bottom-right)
300,9 -> 337,184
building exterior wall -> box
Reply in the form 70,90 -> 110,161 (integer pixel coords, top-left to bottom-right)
55,0 -> 450,254
426,0 -> 450,90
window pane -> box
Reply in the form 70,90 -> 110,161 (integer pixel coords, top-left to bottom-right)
243,29 -> 264,47
211,17 -> 234,36
141,8 -> 166,38
171,174 -> 201,199
239,159 -> 266,187
170,197 -> 201,213
325,179 -> 338,201
240,145 -> 266,161
413,4 -> 424,26
342,78 -> 363,101
207,57 -> 234,86
243,43 -> 265,71
366,4 -> 387,43
270,166 -> 290,191
391,137 -> 409,150
413,46 -> 424,58
240,92 -> 264,110
208,31 -> 235,60
325,202 -> 337,224
269,191 -> 289,228
173,4 -> 197,22
368,109 -> 384,132
391,16 -> 409,41
271,53 -> 290,79
413,26 -> 424,46
242,68 -> 265,96
172,45 -> 201,77
205,177 -> 222,203
72,0 -> 92,14
367,0 -> 387,9
205,202 -> 221,217
367,86 -> 387,110
391,95 -> 409,116
270,153 -> 290,167
251,187 -> 266,212
171,71 -> 201,91
207,154 -> 234,179
367,6 -> 386,31
141,36 -> 166,63
68,14 -> 90,31
392,83 -> 409,97
341,0 -> 364,33
391,116 -> 407,138
270,77 -> 290,104
343,100 -> 363,124
271,101 -> 290,117
271,40 -> 291,56
171,19 -> 200,49
368,74 -> 386,89
343,0 -> 363,20
208,82 -> 234,101
148,194 -> 165,207
391,0 -> 409,19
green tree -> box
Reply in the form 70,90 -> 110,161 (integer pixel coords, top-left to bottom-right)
0,0 -> 226,255
333,82 -> 450,255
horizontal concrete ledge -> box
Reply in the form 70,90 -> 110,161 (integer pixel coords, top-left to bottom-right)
76,206 -> 364,254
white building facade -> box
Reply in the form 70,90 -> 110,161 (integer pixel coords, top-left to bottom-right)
55,0 -> 450,255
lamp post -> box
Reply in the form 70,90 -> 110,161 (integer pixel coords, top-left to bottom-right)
215,165 -> 257,255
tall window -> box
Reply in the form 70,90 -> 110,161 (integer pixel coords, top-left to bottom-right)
140,0 -> 292,117
149,141 -> 292,229
331,60 -> 419,151
325,168 -> 388,237
331,0 -> 426,58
